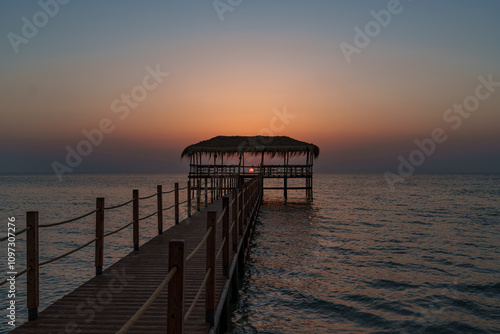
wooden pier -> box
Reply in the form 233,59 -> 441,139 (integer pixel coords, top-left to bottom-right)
4,135 -> 318,333
6,175 -> 262,333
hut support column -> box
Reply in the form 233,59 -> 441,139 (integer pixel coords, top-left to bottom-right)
284,153 -> 288,200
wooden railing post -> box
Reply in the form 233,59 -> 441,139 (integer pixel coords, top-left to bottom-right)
95,198 -> 104,275
133,190 -> 139,251
168,240 -> 185,334
197,181 -> 201,211
232,189 -> 238,250
187,181 -> 191,218
175,183 -> 179,224
157,185 -> 163,235
206,211 -> 216,324
27,211 -> 39,321
222,197 -> 229,276
204,178 -> 208,207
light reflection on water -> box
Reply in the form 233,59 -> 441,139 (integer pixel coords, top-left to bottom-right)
231,174 -> 500,333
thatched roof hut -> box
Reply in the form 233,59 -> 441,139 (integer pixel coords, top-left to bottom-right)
181,136 -> 319,159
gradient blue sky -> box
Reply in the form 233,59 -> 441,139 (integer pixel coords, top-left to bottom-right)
1,0 -> 499,175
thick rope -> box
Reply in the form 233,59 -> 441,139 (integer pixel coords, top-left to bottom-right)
216,237 -> 226,262
39,238 -> 97,267
138,210 -> 159,221
39,209 -> 97,228
138,192 -> 158,200
103,221 -> 134,238
216,208 -> 227,226
184,266 -> 212,323
115,266 -> 178,334
0,227 -> 29,242
162,204 -> 175,212
185,226 -> 213,263
0,267 -> 28,286
104,199 -> 134,210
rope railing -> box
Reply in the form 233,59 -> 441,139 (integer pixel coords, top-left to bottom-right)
216,207 -> 227,226
185,226 -> 213,263
17,175 -> 252,324
103,221 -> 134,238
228,219 -> 236,234
162,204 -> 175,212
115,266 -> 178,334
0,267 -> 29,287
184,266 -> 212,323
138,210 -> 159,221
138,192 -> 158,200
0,227 -> 29,242
39,209 -> 97,228
104,198 -> 134,210
39,237 -> 97,267
216,236 -> 226,262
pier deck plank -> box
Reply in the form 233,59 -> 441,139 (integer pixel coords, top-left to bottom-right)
11,195 -> 235,334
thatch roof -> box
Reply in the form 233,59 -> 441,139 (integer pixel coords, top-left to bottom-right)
181,136 -> 319,159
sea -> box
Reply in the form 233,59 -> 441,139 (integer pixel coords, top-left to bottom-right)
1,173 -> 499,333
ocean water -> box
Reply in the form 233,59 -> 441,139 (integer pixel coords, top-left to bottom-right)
1,174 -> 499,333
231,174 -> 500,333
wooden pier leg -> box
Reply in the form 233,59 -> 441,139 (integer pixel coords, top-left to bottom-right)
284,175 -> 288,200
175,183 -> 179,224
309,176 -> 312,199
204,178 -> 208,207
232,189 -> 238,251
95,198 -> 104,275
222,197 -> 229,276
27,211 -> 39,321
157,185 -> 163,235
197,181 -> 201,211
206,212 -> 217,324
168,240 -> 185,334
187,180 -> 191,218
230,261 -> 239,303
238,185 -> 244,235
133,190 -> 139,251
210,178 -> 214,203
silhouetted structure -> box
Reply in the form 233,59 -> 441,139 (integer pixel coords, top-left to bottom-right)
182,136 -> 319,199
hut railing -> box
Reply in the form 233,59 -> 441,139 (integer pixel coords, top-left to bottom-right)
190,164 -> 312,176
0,176 -> 238,321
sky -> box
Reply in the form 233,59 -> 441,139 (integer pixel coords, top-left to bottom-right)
1,0 -> 499,176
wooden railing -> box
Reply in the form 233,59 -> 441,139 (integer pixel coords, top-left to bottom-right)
117,175 -> 263,333
0,175 -> 239,321
190,164 -> 313,176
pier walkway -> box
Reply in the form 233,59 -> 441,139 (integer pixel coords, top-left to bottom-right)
10,176 -> 262,334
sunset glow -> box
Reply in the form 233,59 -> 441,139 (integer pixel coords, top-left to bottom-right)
1,1 -> 499,174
